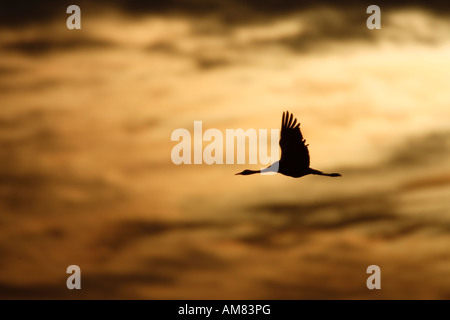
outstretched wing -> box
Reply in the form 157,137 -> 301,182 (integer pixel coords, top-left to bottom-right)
279,111 -> 310,169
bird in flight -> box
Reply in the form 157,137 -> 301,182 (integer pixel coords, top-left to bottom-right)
236,111 -> 341,178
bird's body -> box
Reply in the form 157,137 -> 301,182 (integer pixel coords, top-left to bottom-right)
236,111 -> 341,178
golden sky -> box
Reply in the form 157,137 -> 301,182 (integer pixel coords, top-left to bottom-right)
0,2 -> 450,299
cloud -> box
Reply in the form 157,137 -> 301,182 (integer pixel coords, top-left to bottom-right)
1,38 -> 116,55
387,131 -> 450,167
1,1 -> 450,27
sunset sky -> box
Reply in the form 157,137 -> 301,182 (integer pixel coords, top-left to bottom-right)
0,1 -> 449,299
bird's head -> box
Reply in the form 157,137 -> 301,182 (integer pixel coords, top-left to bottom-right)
235,170 -> 256,175
329,173 -> 342,177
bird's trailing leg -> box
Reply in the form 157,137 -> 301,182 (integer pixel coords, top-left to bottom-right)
309,168 -> 341,177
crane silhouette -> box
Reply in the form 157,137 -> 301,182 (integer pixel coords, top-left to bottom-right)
236,111 -> 341,178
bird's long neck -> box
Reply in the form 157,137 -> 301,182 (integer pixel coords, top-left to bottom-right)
236,169 -> 261,175
236,162 -> 280,176
261,161 -> 279,174
309,168 -> 341,177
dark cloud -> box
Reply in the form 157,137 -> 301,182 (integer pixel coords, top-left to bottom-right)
0,0 -> 449,27
97,219 -> 217,251
0,282 -> 70,300
388,131 -> 450,167
0,170 -> 125,213
243,193 -> 395,246
195,57 -> 231,70
0,271 -> 173,299
0,66 -> 23,76
146,249 -> 227,271
0,38 -> 116,56
0,79 -> 61,93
